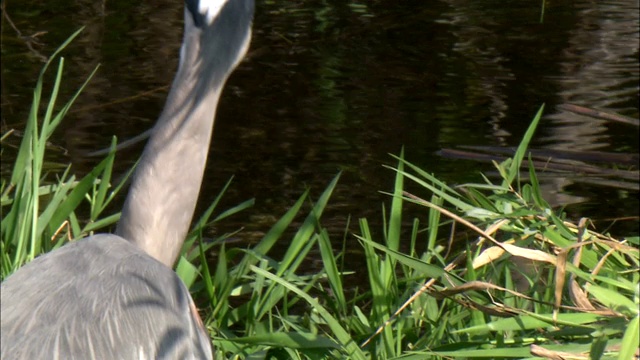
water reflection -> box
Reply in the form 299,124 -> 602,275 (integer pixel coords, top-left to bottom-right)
1,0 -> 638,249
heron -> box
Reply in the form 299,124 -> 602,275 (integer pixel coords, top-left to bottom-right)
0,0 -> 254,358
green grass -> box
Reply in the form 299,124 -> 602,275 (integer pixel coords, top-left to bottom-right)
1,28 -> 126,276
2,32 -> 638,360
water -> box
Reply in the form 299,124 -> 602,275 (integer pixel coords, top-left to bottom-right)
2,0 -> 638,252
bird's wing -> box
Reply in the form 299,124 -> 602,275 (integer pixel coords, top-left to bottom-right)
0,234 -> 212,360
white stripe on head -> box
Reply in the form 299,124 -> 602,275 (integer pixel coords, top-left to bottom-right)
199,0 -> 229,25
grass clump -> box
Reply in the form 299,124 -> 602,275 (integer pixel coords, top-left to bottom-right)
2,33 -> 638,360
193,114 -> 638,358
1,29 -> 128,277
341,106 -> 639,359
194,114 -> 638,359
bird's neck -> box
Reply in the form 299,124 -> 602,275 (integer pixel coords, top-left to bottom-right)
115,59 -> 223,267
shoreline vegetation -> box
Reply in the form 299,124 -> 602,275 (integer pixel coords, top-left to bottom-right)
2,33 -> 639,360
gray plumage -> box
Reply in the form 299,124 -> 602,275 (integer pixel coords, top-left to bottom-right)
1,0 -> 254,359
1,235 -> 211,359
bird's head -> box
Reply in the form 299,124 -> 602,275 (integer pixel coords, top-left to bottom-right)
181,0 -> 254,92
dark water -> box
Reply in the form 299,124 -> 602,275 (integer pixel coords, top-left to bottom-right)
2,0 -> 638,254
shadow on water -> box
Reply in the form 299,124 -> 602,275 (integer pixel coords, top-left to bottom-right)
1,0 -> 638,271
